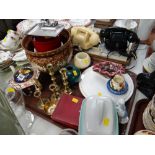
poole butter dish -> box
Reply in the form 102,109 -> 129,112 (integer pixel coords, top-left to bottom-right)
78,96 -> 119,135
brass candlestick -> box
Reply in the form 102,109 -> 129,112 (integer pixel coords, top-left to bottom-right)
59,68 -> 72,94
49,84 -> 60,100
33,79 -> 45,110
46,64 -> 60,97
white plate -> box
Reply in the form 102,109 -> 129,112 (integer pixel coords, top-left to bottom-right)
12,50 -> 27,62
79,67 -> 134,102
69,19 -> 92,27
0,51 -> 13,64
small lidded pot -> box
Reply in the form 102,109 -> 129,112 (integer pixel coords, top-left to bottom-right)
74,52 -> 91,69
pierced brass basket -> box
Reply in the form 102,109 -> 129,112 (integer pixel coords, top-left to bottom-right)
22,29 -> 72,72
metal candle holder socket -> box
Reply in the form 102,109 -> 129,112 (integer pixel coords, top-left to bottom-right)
59,68 -> 72,94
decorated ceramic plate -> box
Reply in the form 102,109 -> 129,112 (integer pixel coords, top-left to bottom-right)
69,19 -> 92,27
79,66 -> 134,102
16,19 -> 40,35
9,66 -> 40,89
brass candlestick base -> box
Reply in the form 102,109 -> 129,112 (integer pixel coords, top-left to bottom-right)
44,98 -> 57,115
59,68 -> 72,94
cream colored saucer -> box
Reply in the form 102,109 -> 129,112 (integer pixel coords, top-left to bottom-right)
143,58 -> 155,73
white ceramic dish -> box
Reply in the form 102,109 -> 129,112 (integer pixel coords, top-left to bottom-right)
114,19 -> 137,31
0,41 -> 22,52
79,67 -> 134,102
69,19 -> 91,27
0,51 -> 13,64
12,50 -> 27,62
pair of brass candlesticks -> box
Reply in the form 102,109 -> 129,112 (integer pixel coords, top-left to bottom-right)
33,64 -> 72,115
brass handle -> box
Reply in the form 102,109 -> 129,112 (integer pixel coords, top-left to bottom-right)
34,91 -> 41,98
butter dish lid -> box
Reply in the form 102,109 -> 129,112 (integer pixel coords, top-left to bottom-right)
78,96 -> 119,135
